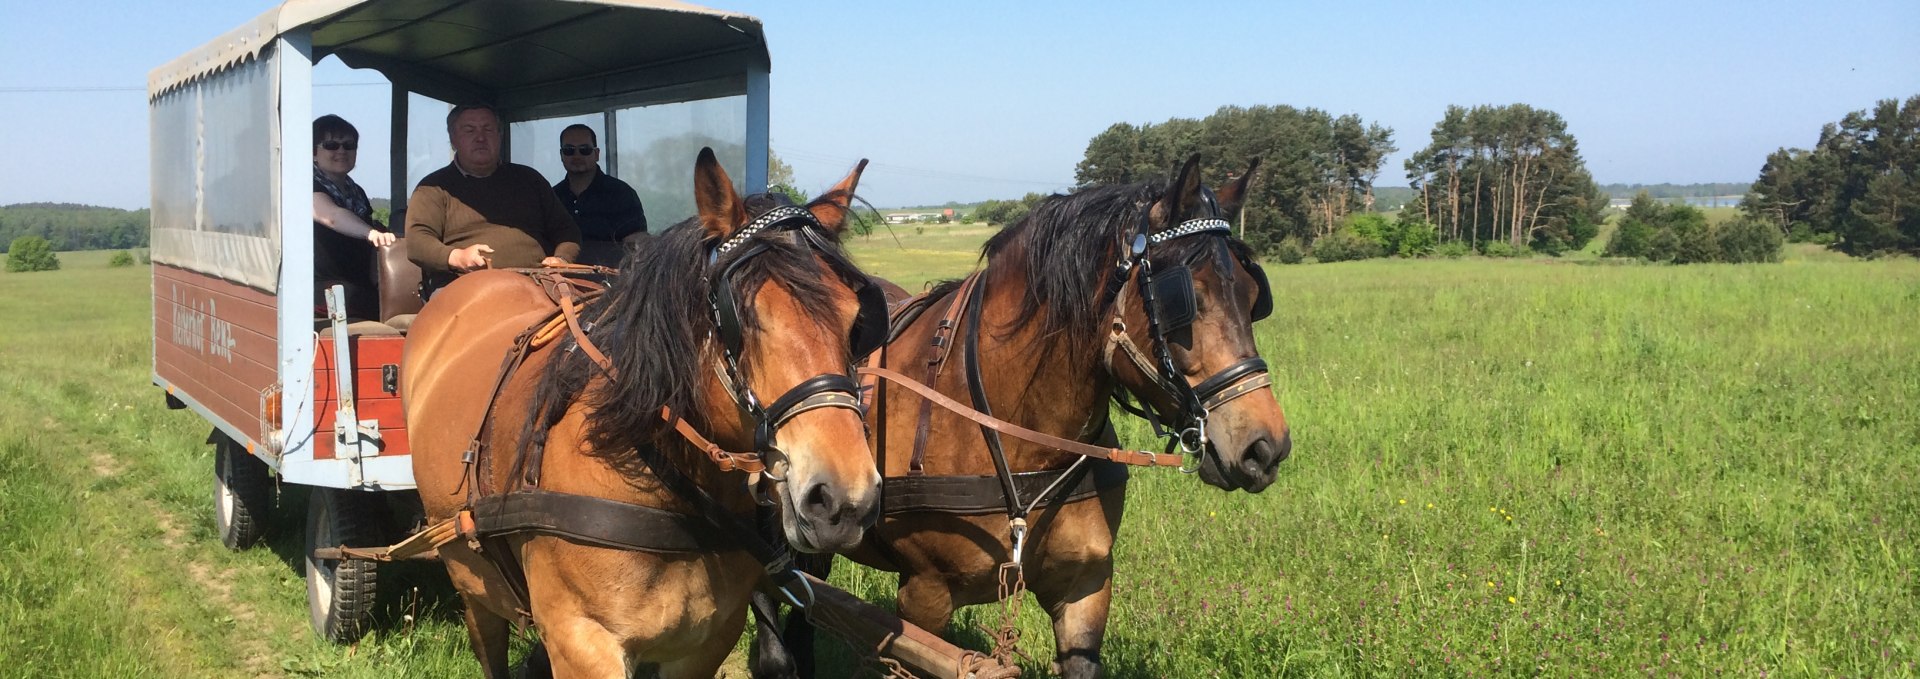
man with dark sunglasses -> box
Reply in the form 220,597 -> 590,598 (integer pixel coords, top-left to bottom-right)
553,123 -> 647,267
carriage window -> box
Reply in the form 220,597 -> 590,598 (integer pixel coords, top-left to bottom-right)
405,93 -> 454,192
614,96 -> 748,233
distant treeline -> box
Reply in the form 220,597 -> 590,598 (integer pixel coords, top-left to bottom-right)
0,203 -> 148,253
1599,183 -> 1748,199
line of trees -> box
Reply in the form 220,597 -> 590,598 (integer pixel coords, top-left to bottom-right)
1606,192 -> 1782,263
1075,105 -> 1395,248
0,203 -> 149,252
1742,95 -> 1919,256
1403,104 -> 1609,255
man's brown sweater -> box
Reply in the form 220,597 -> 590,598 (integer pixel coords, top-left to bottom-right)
406,161 -> 581,274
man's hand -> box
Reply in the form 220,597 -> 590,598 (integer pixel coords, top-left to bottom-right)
367,230 -> 397,248
540,256 -> 570,268
448,244 -> 494,272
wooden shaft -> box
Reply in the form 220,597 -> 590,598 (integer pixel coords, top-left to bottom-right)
796,574 -> 1019,679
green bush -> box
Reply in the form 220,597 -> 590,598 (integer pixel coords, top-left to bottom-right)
5,236 -> 60,272
1606,217 -> 1656,259
1435,240 -> 1471,258
1662,208 -> 1716,263
1482,241 -> 1526,258
108,251 -> 135,267
1344,213 -> 1393,250
1270,237 -> 1305,265
136,248 -> 151,264
1311,229 -> 1382,263
1716,215 -> 1785,263
1393,217 -> 1438,257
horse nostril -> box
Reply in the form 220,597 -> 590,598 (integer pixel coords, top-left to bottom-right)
858,494 -> 880,530
802,482 -> 835,521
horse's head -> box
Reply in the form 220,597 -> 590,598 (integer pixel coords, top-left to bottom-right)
1111,154 -> 1291,492
692,149 -> 883,552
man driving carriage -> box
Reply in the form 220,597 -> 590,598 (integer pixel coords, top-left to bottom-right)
405,103 -> 582,299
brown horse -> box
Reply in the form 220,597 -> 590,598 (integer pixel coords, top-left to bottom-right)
754,155 -> 1291,678
406,150 -> 884,678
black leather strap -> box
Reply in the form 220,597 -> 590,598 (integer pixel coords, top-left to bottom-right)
1193,357 -> 1268,405
960,276 -> 1024,520
471,490 -> 740,553
881,459 -> 1129,516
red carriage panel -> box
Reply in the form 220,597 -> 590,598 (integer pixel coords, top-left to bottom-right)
153,264 -> 279,446
313,334 -> 411,460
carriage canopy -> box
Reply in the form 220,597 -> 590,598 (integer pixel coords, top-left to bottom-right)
147,0 -> 771,292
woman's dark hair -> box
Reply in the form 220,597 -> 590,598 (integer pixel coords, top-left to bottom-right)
313,114 -> 358,143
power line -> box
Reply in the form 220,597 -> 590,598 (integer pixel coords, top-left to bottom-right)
0,82 -> 387,93
775,145 -> 1072,188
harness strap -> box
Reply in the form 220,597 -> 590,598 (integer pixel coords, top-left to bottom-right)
910,273 -> 981,475
880,458 -> 1128,516
959,275 -> 1025,519
861,366 -> 1182,467
470,490 -> 741,553
558,286 -> 613,374
1195,358 -> 1271,412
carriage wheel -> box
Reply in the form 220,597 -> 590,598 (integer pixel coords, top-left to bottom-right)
213,432 -> 274,550
305,488 -> 381,643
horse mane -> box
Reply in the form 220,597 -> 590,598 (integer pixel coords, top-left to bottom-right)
978,179 -> 1246,358
520,193 -> 868,467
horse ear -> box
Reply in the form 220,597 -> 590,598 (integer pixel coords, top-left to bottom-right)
1150,153 -> 1205,229
1215,157 -> 1262,219
807,159 -> 869,232
694,147 -> 747,239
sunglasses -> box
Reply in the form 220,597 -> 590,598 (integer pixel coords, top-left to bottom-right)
560,145 -> 597,156
320,140 -> 358,151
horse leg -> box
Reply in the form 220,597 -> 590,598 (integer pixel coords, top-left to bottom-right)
785,554 -> 833,679
515,641 -> 553,679
750,552 -> 834,679
541,618 -> 628,678
895,572 -> 957,637
656,632 -> 741,679
1031,564 -> 1115,679
748,588 -> 798,679
459,593 -> 515,679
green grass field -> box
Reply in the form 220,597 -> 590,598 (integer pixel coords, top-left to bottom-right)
2,243 -> 1915,677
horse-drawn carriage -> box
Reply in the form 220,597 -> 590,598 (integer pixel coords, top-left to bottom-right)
152,2 -> 1291,676
150,0 -> 777,641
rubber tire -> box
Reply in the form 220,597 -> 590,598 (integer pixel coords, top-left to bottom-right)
305,488 -> 382,643
213,432 -> 274,550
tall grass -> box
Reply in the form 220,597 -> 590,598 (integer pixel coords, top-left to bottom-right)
2,246 -> 1915,677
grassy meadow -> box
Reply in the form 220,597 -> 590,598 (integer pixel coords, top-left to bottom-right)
1,240 -> 1916,677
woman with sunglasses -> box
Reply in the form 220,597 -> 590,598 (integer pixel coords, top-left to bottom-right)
312,114 -> 394,320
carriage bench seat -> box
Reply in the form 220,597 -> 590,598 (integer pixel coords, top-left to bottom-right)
376,238 -> 424,334
315,318 -> 403,336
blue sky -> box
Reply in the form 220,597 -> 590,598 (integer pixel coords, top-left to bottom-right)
1,0 -> 1915,210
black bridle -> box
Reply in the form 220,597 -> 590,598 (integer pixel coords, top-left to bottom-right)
1103,188 -> 1275,469
705,205 -> 888,478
